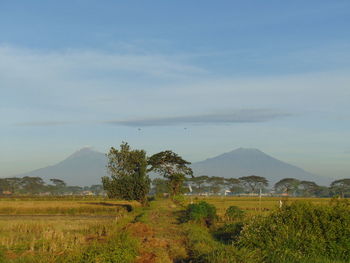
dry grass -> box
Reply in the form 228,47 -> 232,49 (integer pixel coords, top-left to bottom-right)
187,196 -> 332,217
0,198 -> 138,262
0,200 -> 140,215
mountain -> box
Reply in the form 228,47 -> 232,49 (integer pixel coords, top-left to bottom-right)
17,147 -> 107,186
15,147 -> 330,187
191,148 -> 330,185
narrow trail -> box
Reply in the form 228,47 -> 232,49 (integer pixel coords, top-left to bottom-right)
126,200 -> 188,263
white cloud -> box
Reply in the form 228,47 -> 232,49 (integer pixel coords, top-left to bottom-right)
1,45 -> 349,126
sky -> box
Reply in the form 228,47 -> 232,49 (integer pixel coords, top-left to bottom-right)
0,1 -> 349,183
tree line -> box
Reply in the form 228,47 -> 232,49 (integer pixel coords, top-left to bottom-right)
0,176 -> 104,195
102,143 -> 350,205
151,175 -> 350,197
2,142 -> 349,200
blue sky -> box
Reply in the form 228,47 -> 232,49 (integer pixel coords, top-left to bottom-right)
0,1 -> 349,183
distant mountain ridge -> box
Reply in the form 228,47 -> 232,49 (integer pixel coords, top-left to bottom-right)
14,147 -> 330,186
16,147 -> 107,186
191,148 -> 330,185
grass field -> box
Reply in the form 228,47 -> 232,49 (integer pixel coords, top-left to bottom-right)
0,196 -> 346,263
192,196 -> 332,216
0,198 -> 140,262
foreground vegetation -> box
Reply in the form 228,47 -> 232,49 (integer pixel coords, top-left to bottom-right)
0,196 -> 349,262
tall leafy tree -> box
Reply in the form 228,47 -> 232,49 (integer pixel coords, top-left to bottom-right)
0,178 -> 11,193
152,178 -> 169,197
298,181 -> 319,196
274,178 -> 300,195
225,178 -> 243,194
49,179 -> 67,195
207,176 -> 225,194
239,175 -> 268,193
102,142 -> 150,205
20,176 -> 46,194
148,150 -> 193,196
4,177 -> 22,193
188,175 -> 209,193
330,178 -> 350,197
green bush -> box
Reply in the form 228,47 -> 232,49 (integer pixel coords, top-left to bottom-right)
225,206 -> 245,222
238,201 -> 350,263
182,201 -> 218,226
183,224 -> 259,263
62,231 -> 138,263
214,222 -> 244,244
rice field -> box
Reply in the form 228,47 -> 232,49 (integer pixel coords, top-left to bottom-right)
0,198 -> 139,262
188,196 -> 333,217
0,196 -> 340,262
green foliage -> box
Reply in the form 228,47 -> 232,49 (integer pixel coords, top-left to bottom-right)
238,201 -> 350,262
182,201 -> 218,226
152,178 -> 169,198
274,178 -> 300,195
183,224 -> 259,263
214,222 -> 244,244
330,178 -> 350,197
225,206 -> 245,221
0,246 -> 5,263
239,175 -> 268,193
148,150 -> 193,196
62,231 -> 138,263
103,142 -> 150,205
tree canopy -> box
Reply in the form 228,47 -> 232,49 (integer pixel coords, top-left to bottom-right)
148,150 -> 193,196
102,142 -> 150,205
239,175 -> 268,193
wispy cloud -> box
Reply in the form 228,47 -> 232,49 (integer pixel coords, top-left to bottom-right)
16,109 -> 290,127
15,121 -> 75,127
106,109 -> 291,127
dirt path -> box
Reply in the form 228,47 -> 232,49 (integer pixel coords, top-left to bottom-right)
126,200 -> 188,263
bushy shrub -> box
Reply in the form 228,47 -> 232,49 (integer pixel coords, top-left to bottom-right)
214,222 -> 244,244
182,201 -> 218,226
225,206 -> 244,221
238,201 -> 350,262
183,224 -> 259,263
62,231 -> 138,263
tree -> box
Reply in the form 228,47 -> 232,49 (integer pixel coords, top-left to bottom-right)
148,150 -> 193,196
298,181 -> 319,196
20,176 -> 46,194
239,175 -> 268,193
330,179 -> 350,198
0,178 -> 11,193
102,142 -> 150,205
188,175 -> 209,193
49,178 -> 66,195
224,178 -> 243,194
4,177 -> 22,193
90,185 -> 104,195
274,178 -> 300,196
152,178 -> 169,197
207,176 -> 225,194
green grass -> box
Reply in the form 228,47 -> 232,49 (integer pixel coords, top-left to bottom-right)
0,196 -> 347,263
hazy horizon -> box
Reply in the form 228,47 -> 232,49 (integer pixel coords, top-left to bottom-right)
1,1 -> 349,180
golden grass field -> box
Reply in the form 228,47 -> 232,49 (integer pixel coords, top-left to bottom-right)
0,196 -> 338,262
188,196 -> 332,217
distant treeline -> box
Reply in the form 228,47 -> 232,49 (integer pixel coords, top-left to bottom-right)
153,175 -> 350,198
0,176 -> 104,195
1,175 -> 349,198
